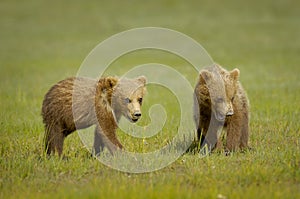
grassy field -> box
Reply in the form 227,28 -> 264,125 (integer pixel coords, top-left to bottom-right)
1,0 -> 300,198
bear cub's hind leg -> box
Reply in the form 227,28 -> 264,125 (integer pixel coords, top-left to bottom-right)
45,125 -> 65,156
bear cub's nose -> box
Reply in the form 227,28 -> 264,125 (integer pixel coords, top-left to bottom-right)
133,112 -> 142,117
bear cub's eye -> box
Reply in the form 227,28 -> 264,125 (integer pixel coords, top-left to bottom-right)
125,98 -> 132,104
138,98 -> 143,104
216,97 -> 224,103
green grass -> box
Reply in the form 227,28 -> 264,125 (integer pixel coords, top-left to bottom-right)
1,0 -> 300,198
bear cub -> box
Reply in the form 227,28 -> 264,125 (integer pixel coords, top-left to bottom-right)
194,64 -> 250,153
42,76 -> 146,156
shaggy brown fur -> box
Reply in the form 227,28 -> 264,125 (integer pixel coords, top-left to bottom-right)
42,76 -> 146,156
193,64 -> 249,152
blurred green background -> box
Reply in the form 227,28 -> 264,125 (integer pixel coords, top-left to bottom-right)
0,0 -> 299,198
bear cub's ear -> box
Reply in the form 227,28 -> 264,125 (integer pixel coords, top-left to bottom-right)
103,76 -> 119,89
200,70 -> 211,83
230,68 -> 240,81
136,76 -> 147,85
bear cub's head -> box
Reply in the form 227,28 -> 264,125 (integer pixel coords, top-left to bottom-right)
200,67 -> 239,122
107,76 -> 147,123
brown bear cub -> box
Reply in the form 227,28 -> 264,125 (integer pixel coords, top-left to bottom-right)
193,64 -> 249,153
42,76 -> 146,156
